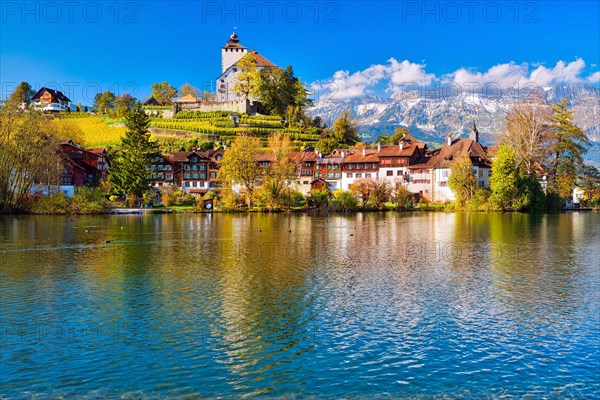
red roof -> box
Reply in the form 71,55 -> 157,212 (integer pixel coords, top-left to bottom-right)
378,144 -> 418,157
343,150 -> 379,163
235,50 -> 277,68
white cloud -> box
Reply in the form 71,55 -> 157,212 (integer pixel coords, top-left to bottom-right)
587,71 -> 600,84
388,58 -> 435,86
312,59 -> 434,100
529,58 -> 586,86
447,62 -> 530,88
313,58 -> 595,101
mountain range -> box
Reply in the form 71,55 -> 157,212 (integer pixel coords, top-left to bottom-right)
308,84 -> 600,165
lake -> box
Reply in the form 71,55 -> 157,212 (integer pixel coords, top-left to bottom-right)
1,212 -> 599,398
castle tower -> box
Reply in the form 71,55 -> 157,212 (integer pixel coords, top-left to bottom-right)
221,31 -> 247,73
469,119 -> 479,143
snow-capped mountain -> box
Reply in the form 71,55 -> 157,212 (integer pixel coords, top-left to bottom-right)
309,84 -> 600,163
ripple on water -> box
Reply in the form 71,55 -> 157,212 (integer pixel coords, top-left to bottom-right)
0,213 -> 599,398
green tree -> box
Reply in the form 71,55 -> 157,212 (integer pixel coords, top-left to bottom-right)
390,127 -> 411,144
262,134 -> 296,210
489,144 -> 545,211
332,190 -> 358,211
232,53 -> 258,102
548,97 -> 590,199
489,145 -> 520,211
7,82 -> 35,108
316,128 -> 338,154
448,156 -> 476,208
377,134 -> 391,144
254,65 -> 312,116
217,135 -> 262,208
93,90 -> 116,114
109,103 -> 159,206
76,102 -> 82,113
150,82 -> 178,105
332,111 -> 359,145
179,83 -> 200,98
114,93 -> 137,118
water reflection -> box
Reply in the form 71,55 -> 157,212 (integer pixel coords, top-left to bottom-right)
1,212 -> 598,398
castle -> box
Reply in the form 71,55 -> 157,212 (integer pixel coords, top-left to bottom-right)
216,32 -> 277,102
171,32 -> 278,115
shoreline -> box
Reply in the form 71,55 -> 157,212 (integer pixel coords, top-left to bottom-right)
3,207 -> 598,216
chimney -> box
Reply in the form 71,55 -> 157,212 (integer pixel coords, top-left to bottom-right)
446,134 -> 452,146
341,151 -> 345,158
377,143 -> 381,152
469,119 -> 479,143
315,148 -> 319,155
399,142 -> 404,150
362,148 -> 366,156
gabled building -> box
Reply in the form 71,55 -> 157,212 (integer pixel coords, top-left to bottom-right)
340,148 -> 379,190
147,149 -> 223,194
290,150 -> 319,194
315,151 -> 344,190
379,134 -> 427,188
426,122 -> 492,201
32,87 -> 71,112
147,154 -> 176,188
36,139 -> 109,196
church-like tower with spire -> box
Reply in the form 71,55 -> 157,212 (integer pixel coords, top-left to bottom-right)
221,31 -> 247,74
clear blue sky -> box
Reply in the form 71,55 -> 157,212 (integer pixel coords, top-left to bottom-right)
1,1 -> 599,104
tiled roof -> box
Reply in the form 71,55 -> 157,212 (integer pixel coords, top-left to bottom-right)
432,137 -> 490,168
378,144 -> 418,157
291,151 -> 319,162
175,94 -> 197,103
235,50 -> 277,68
343,150 -> 379,163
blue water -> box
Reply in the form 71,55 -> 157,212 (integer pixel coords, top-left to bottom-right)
1,212 -> 599,398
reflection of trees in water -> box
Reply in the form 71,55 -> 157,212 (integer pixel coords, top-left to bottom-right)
488,213 -> 586,325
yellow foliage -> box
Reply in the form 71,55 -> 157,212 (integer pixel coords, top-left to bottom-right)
51,117 -> 127,147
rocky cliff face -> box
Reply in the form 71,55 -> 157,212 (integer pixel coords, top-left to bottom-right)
309,84 -> 600,164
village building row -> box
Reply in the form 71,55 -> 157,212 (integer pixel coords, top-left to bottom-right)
52,121 -> 493,202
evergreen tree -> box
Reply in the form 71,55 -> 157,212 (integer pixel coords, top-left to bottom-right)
548,97 -> 590,198
109,103 -> 159,205
76,102 -> 82,113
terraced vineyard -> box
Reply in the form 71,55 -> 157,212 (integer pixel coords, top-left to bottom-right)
150,111 -> 321,147
52,111 -> 321,149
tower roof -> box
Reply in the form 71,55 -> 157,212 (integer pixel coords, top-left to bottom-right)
223,32 -> 247,49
